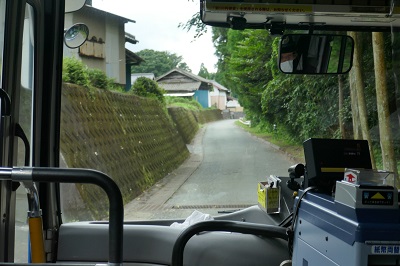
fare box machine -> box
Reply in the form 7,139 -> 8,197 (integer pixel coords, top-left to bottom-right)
292,139 -> 400,266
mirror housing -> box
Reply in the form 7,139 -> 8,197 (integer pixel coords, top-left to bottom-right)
64,23 -> 89,49
65,0 -> 86,13
279,34 -> 354,74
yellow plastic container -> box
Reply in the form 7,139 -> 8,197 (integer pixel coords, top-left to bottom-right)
257,181 -> 280,214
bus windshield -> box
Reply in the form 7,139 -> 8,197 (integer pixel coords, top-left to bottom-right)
3,0 -> 399,265
55,0 -> 400,223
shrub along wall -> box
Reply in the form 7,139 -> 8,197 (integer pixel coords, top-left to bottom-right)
60,84 -> 190,220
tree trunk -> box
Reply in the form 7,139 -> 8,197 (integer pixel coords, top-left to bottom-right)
349,31 -> 376,169
338,75 -> 346,139
372,32 -> 398,176
349,69 -> 361,139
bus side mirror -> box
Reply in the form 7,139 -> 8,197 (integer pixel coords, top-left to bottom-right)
279,34 -> 354,74
64,23 -> 89,49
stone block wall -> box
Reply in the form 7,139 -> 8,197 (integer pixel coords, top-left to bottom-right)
59,84 -> 224,220
60,84 -> 190,219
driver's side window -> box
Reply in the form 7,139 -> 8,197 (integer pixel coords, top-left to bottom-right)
15,3 -> 35,263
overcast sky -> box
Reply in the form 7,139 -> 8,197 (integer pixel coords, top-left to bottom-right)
92,0 -> 217,74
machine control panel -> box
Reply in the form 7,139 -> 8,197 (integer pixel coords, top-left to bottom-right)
335,180 -> 398,209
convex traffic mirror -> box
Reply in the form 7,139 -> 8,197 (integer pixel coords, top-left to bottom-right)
64,23 -> 89,49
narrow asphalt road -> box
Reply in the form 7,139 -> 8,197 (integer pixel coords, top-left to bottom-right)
124,119 -> 294,220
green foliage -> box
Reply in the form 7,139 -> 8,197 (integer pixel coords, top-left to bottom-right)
187,12 -> 399,173
131,49 -> 191,77
178,12 -> 207,39
261,38 -> 352,142
62,57 -> 89,87
220,29 -> 274,121
197,63 -> 211,79
87,68 -> 109,90
212,29 -> 355,143
130,77 -> 165,104
109,83 -> 126,93
165,96 -> 203,111
212,27 -> 230,86
63,57 -> 125,93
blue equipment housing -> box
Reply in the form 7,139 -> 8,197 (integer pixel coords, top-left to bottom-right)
292,187 -> 400,265
292,139 -> 400,266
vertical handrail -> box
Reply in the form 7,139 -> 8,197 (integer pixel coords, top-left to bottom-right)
10,167 -> 124,266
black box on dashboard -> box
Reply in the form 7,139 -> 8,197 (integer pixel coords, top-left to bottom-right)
303,138 -> 372,192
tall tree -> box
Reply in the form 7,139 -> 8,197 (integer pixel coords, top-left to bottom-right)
198,63 -> 211,79
212,27 -> 230,85
372,32 -> 398,175
349,31 -> 376,168
131,49 -> 191,77
178,11 -> 207,39
338,75 -> 346,139
349,69 -> 362,139
224,29 -> 273,121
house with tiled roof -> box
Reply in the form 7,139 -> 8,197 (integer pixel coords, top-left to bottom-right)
64,2 -> 143,90
156,68 -> 213,108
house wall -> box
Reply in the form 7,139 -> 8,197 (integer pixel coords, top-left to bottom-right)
210,96 -> 218,108
210,87 -> 227,110
218,91 -> 227,109
210,86 -> 218,108
64,7 -> 126,84
211,92 -> 227,110
105,15 -> 126,83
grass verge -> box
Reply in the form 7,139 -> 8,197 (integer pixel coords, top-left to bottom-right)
235,120 -> 305,163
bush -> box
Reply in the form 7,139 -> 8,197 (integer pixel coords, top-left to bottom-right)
130,77 -> 165,103
62,57 -> 89,87
87,68 -> 109,90
108,82 -> 126,93
165,96 -> 203,111
63,57 -> 123,92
